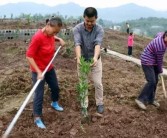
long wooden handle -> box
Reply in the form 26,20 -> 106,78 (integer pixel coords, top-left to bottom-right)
160,75 -> 167,98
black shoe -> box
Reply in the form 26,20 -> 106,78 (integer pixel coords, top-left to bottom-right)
104,48 -> 107,53
97,105 -> 104,114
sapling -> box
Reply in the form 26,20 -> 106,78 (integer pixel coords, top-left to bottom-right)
62,40 -> 73,57
65,40 -> 73,57
77,57 -> 92,119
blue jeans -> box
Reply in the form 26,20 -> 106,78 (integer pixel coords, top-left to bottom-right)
138,65 -> 159,103
32,68 -> 59,116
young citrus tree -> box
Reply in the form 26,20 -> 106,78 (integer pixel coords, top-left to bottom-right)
77,57 -> 92,119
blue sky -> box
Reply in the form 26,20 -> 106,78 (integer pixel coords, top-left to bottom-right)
0,0 -> 166,11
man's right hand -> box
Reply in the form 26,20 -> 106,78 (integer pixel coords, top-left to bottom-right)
75,46 -> 81,65
77,57 -> 81,65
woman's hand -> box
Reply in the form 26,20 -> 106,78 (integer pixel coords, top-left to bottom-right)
37,70 -> 44,80
54,36 -> 65,46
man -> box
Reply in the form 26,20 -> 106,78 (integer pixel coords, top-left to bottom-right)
126,22 -> 130,34
73,7 -> 104,114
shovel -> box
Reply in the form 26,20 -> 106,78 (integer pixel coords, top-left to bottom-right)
2,46 -> 62,138
160,75 -> 167,98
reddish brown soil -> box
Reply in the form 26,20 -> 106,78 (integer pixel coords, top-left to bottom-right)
1,21 -> 167,138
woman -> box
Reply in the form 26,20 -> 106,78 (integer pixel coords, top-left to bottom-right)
26,17 -> 65,128
135,31 -> 167,110
127,32 -> 134,56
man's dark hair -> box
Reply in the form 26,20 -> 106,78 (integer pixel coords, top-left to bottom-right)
46,17 -> 62,27
83,7 -> 98,18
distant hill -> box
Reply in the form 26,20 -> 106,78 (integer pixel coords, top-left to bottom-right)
98,3 -> 167,22
0,2 -> 167,22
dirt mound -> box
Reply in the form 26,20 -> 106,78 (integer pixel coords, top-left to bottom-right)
1,55 -> 167,138
0,68 -> 31,98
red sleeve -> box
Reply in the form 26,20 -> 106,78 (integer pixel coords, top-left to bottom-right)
26,35 -> 40,58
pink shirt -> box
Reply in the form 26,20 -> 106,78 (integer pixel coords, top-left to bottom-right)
128,35 -> 134,47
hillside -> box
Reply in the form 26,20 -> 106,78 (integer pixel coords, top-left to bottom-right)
1,22 -> 167,137
0,2 -> 167,22
116,17 -> 167,37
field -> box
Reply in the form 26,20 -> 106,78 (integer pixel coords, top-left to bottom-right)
1,20 -> 167,138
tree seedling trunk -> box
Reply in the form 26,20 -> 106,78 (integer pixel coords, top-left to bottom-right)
77,57 -> 92,124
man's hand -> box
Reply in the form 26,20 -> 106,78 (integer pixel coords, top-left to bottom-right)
77,57 -> 81,65
91,57 -> 98,67
92,45 -> 100,66
75,46 -> 81,65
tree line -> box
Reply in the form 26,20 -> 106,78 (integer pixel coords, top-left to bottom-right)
2,13 -> 167,37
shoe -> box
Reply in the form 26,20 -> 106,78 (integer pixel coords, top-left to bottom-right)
34,118 -> 46,129
135,99 -> 147,110
104,48 -> 107,53
51,101 -> 64,111
97,105 -> 104,114
151,101 -> 160,107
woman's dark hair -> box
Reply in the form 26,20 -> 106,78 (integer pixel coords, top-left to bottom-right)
46,17 -> 62,27
46,19 -> 49,24
163,31 -> 167,39
130,32 -> 133,35
83,7 -> 98,18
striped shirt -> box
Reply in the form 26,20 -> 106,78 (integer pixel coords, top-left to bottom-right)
141,34 -> 167,73
154,32 -> 164,38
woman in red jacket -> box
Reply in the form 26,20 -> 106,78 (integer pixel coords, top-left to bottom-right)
26,17 -> 65,129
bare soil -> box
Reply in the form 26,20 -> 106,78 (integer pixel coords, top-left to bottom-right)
1,21 -> 167,138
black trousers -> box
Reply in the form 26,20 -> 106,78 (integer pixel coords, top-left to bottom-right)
137,65 -> 159,103
32,68 -> 59,116
127,28 -> 129,34
128,46 -> 132,56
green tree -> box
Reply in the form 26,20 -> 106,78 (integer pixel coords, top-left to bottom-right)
11,13 -> 13,19
98,18 -> 104,27
25,14 -> 31,26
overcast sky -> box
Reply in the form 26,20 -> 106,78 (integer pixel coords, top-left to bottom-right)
0,0 -> 166,11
